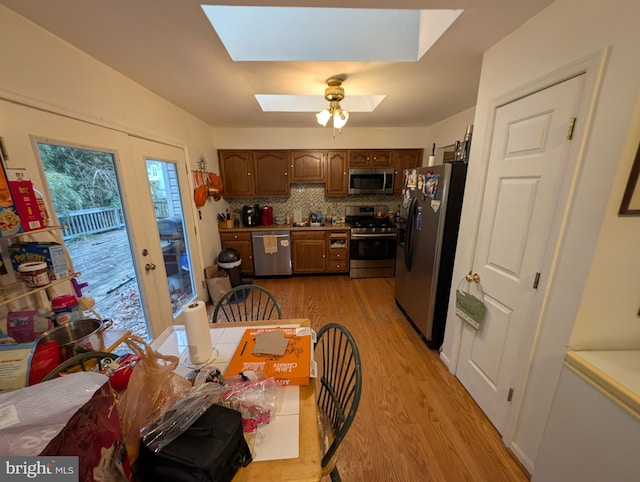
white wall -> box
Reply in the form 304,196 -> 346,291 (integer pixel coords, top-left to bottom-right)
211,126 -> 430,159
422,106 -> 475,164
440,0 -> 640,471
0,6 -> 223,275
568,91 -> 640,349
213,111 -> 474,152
212,111 -> 474,171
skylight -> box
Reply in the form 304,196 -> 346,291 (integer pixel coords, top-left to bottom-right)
254,94 -> 386,113
201,6 -> 463,62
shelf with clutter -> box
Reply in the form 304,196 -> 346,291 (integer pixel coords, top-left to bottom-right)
0,168 -> 130,392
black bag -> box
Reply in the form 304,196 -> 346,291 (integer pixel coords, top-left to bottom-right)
136,404 -> 252,482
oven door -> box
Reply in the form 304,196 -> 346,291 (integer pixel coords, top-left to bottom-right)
349,233 -> 397,261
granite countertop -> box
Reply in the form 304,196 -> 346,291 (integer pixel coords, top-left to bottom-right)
219,223 -> 350,232
565,350 -> 640,420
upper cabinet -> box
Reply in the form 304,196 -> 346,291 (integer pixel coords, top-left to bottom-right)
348,150 -> 393,168
393,149 -> 424,195
325,150 -> 348,197
219,150 -> 290,198
219,148 -> 423,198
219,150 -> 253,197
290,150 -> 325,182
252,150 -> 290,197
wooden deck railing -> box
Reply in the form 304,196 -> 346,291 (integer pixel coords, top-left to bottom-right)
59,201 -> 169,240
59,207 -> 125,239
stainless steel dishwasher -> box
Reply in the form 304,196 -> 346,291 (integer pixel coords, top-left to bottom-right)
251,231 -> 292,276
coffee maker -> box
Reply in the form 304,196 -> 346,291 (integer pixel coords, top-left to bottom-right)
261,206 -> 273,226
242,204 -> 260,226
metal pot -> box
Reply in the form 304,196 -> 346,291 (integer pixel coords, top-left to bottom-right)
37,318 -> 113,361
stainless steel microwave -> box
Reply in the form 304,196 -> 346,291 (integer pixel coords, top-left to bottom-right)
348,168 -> 395,195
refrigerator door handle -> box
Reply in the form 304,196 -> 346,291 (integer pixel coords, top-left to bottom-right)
404,197 -> 416,271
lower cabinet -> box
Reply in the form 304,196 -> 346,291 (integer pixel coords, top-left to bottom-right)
291,231 -> 326,273
326,231 -> 349,273
220,232 -> 254,275
220,229 -> 350,276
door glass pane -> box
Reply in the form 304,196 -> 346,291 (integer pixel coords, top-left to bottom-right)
37,143 -> 150,339
146,159 -> 195,313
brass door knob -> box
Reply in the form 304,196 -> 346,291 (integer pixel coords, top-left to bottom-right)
466,272 -> 480,283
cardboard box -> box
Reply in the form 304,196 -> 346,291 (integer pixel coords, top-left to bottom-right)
0,159 -> 23,237
9,179 -> 44,232
224,326 -> 316,386
204,264 -> 231,304
9,242 -> 71,280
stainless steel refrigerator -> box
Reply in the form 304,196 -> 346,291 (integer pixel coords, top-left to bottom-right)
394,162 -> 468,349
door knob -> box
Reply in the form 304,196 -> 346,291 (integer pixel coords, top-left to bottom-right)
145,263 -> 156,271
466,272 -> 480,283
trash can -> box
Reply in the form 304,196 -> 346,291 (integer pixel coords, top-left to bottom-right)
217,248 -> 243,287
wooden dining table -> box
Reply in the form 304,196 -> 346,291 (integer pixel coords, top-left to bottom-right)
151,318 -> 322,482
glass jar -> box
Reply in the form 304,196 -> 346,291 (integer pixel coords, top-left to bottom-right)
18,262 -> 50,287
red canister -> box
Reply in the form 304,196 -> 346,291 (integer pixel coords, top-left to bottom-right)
261,206 -> 273,226
51,294 -> 80,325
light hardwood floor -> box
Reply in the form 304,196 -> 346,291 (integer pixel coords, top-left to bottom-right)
255,275 -> 530,482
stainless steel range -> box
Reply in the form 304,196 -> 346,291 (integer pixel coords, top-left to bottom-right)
345,206 -> 397,278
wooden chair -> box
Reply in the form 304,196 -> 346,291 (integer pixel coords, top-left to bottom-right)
315,323 -> 362,482
42,351 -> 118,382
212,284 -> 282,322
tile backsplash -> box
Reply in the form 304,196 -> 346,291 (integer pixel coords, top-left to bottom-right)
227,184 -> 402,223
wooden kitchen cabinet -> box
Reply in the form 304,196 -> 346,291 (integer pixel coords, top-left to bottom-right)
290,150 -> 324,182
220,148 -> 421,197
219,150 -> 253,197
393,149 -> 424,194
325,150 -> 348,196
348,150 -> 393,168
326,230 -> 349,273
220,232 -> 254,275
291,231 -> 326,273
252,150 -> 290,197
218,150 -> 290,198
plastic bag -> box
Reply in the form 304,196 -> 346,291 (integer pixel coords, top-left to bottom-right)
116,336 -> 191,463
140,381 -> 227,453
219,377 -> 279,433
0,372 -> 132,481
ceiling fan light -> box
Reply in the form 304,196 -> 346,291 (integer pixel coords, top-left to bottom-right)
316,109 -> 331,126
333,109 -> 349,128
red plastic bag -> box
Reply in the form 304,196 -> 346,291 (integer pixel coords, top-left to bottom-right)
0,372 -> 132,481
116,336 -> 191,463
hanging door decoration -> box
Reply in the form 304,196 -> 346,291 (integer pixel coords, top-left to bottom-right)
455,273 -> 487,330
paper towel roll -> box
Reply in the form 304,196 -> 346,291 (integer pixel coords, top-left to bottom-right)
428,155 -> 436,167
183,300 -> 213,365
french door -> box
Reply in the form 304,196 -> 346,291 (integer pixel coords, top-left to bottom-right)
0,99 -> 199,339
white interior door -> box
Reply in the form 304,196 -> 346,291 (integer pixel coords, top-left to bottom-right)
456,74 -> 585,433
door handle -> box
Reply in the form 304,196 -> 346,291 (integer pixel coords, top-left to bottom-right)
466,272 -> 480,283
145,263 -> 156,272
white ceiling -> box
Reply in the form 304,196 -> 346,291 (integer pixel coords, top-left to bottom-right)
0,0 -> 554,129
